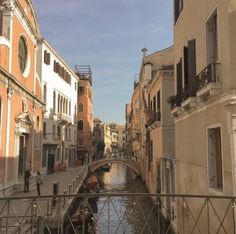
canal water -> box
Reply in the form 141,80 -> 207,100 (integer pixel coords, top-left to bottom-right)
92,163 -> 159,234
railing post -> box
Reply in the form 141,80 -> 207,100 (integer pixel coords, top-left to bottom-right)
157,194 -> 160,234
233,199 -> 236,234
207,198 -> 210,234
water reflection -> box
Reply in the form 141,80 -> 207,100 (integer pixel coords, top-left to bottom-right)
94,163 -> 158,234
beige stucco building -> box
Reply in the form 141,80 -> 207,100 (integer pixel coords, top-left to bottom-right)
169,0 -> 236,232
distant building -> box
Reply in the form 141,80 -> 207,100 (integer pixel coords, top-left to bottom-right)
92,118 -> 103,159
103,123 -> 112,157
37,39 -> 78,174
116,124 -> 126,155
0,0 -> 43,195
75,65 -> 93,164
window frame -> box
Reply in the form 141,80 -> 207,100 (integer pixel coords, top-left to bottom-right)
18,35 -> 30,77
206,124 -> 224,193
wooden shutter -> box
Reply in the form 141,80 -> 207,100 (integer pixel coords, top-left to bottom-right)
187,39 -> 196,88
183,46 -> 189,87
176,58 -> 183,97
174,0 -> 179,23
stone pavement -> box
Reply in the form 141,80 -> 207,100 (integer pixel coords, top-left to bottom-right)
11,165 -> 87,197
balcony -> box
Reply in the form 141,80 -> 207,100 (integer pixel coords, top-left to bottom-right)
57,113 -> 71,125
168,94 -> 182,117
181,85 -> 198,110
148,111 -> 161,127
196,63 -> 222,99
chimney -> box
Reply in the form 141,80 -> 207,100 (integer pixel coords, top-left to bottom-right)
141,47 -> 147,57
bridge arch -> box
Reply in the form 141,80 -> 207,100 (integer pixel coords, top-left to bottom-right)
89,158 -> 140,176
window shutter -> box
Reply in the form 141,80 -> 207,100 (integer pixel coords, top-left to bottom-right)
176,58 -> 183,97
47,52 -> 50,65
183,46 -> 189,87
187,39 -> 196,89
174,0 -> 179,23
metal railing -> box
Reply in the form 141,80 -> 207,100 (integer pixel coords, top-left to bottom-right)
0,193 -> 235,234
168,94 -> 182,110
196,63 -> 220,91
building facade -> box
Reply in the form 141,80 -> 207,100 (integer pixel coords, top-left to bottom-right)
169,0 -> 236,232
0,0 -> 43,195
75,65 -> 93,164
37,39 -> 78,174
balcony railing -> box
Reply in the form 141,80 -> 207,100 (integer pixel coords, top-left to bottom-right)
168,94 -> 182,110
196,63 -> 220,91
148,111 -> 161,125
0,194 -> 235,234
57,113 -> 71,125
182,84 -> 197,102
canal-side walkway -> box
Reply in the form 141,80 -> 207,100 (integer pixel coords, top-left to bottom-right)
0,166 -> 88,233
11,165 -> 87,197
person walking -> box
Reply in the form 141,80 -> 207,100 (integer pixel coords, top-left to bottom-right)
35,171 -> 43,196
24,162 -> 31,193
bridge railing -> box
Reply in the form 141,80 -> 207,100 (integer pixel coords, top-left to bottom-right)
0,193 -> 235,234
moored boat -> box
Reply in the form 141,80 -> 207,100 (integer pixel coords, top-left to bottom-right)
88,175 -> 99,193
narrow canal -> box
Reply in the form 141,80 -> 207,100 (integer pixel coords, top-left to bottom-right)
92,162 -> 159,234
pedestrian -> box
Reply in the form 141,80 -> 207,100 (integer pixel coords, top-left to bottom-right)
35,171 -> 43,196
24,162 -> 31,193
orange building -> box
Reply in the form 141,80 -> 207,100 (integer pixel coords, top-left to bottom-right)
75,65 -> 93,164
0,0 -> 43,195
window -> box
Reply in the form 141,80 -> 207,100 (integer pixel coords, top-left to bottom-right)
57,126 -> 61,138
79,139 -> 83,145
78,120 -> 83,131
75,82 -> 77,91
176,58 -> 183,99
44,50 -> 50,65
79,104 -> 83,112
18,36 -> 28,73
53,124 -> 56,138
65,128 -> 68,140
174,0 -> 183,23
58,95 -> 60,113
43,122 -> 46,137
69,129 -> 71,140
36,116 -> 40,147
207,126 -> 223,189
206,11 -> 218,64
78,86 -> 85,95
43,84 -> 47,103
53,91 -> 56,112
69,101 -> 71,115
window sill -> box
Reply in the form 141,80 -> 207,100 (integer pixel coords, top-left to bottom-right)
208,187 -> 224,195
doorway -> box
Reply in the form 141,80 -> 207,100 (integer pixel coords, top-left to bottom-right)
47,154 -> 55,174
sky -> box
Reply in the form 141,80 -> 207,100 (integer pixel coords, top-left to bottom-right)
33,0 -> 173,124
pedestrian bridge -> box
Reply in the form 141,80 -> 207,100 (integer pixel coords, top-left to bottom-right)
89,157 -> 141,175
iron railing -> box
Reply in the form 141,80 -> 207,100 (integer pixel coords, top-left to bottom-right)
168,94 -> 182,110
0,193 -> 235,234
148,112 -> 161,125
196,63 -> 220,91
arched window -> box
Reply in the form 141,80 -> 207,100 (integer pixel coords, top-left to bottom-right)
78,120 -> 83,131
53,91 -> 56,112
18,36 -> 28,73
69,101 -> 71,115
58,95 -> 60,113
